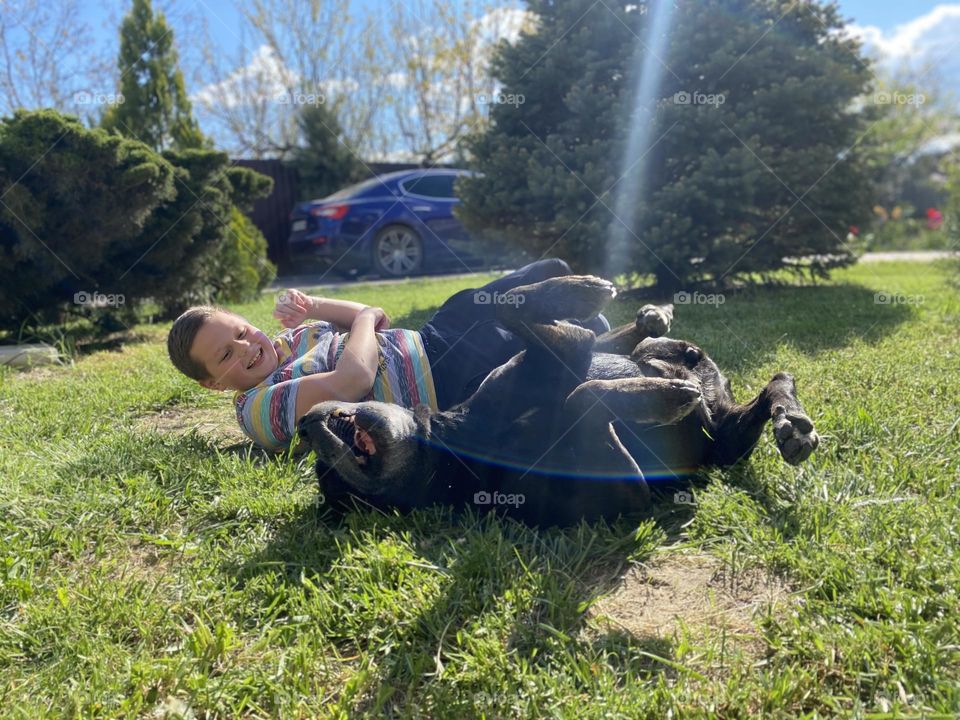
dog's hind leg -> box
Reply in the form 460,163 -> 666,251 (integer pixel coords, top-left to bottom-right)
594,304 -> 674,354
706,372 -> 819,466
493,274 -> 616,371
496,274 -> 617,328
564,377 -> 702,427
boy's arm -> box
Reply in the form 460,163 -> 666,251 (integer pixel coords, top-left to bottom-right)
306,296 -> 370,330
275,288 -> 389,331
292,307 -> 384,420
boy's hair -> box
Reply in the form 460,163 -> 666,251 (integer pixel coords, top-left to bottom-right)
167,305 -> 230,381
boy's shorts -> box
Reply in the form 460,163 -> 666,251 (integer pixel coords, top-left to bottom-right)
420,258 -> 610,409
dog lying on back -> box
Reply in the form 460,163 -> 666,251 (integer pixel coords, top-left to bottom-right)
298,275 -> 819,525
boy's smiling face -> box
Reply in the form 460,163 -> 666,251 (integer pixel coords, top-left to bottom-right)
192,311 -> 281,391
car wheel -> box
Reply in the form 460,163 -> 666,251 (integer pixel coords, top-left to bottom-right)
372,225 -> 423,277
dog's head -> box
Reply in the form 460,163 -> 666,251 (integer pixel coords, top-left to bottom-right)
298,400 -> 434,503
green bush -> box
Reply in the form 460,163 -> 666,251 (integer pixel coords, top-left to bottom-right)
127,147 -> 274,317
0,110 -> 177,330
944,161 -> 960,285
865,216 -> 951,252
0,110 -> 274,333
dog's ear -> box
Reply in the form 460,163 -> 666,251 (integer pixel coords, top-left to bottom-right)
413,404 -> 433,436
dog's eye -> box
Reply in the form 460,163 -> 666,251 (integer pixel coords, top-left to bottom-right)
684,347 -> 701,365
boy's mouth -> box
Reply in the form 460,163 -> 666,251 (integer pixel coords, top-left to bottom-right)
247,346 -> 264,370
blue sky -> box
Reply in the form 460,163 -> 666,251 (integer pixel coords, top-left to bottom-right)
90,0 -> 948,66
835,0 -> 944,28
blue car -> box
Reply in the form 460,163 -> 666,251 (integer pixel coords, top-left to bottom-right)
287,168 -> 485,277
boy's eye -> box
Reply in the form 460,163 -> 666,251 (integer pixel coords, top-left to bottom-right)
221,328 -> 248,363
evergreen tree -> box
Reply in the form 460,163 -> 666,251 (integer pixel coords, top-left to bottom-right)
457,0 -> 875,289
102,0 -> 205,151
292,103 -> 365,199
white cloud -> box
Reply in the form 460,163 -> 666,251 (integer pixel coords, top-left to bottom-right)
385,72 -> 407,90
914,131 -> 960,158
367,148 -> 420,163
472,6 -> 536,46
193,45 -> 368,111
845,4 -> 960,73
192,45 -> 298,110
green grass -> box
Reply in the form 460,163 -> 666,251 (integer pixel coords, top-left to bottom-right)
1,263 -> 958,718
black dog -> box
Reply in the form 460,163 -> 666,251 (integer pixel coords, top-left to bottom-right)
298,275 -> 818,525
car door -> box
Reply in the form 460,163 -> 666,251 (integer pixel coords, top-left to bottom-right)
400,172 -> 459,226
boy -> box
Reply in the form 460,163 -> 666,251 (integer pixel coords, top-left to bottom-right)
167,259 -> 609,451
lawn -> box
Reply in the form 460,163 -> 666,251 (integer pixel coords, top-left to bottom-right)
1,261 -> 958,718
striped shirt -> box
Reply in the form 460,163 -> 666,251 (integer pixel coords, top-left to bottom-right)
234,321 -> 437,451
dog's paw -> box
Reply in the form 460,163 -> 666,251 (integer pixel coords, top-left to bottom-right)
635,304 -> 673,337
772,406 -> 819,465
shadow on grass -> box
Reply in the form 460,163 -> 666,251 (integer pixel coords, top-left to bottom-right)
608,283 -> 916,375
73,328 -> 162,356
390,307 -> 441,331
2,319 -> 163,361
225,482 -> 709,713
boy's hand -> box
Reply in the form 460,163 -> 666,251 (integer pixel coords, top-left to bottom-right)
356,306 -> 391,332
274,288 -> 313,328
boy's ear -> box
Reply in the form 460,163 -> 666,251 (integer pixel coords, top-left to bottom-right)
199,377 -> 227,391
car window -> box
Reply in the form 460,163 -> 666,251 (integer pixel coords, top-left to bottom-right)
401,174 -> 456,198
325,176 -> 394,200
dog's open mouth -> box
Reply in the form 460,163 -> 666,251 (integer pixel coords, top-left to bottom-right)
326,410 -> 377,464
